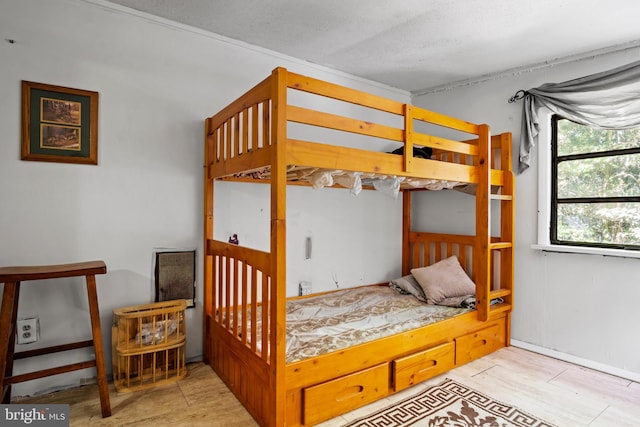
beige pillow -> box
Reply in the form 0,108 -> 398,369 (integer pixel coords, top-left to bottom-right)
410,255 -> 476,305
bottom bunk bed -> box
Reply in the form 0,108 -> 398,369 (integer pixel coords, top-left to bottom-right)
206,231 -> 512,427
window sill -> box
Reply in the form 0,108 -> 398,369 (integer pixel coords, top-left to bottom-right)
532,244 -> 640,259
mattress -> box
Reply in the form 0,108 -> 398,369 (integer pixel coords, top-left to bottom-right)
226,285 -> 470,363
285,285 -> 470,363
231,165 -> 461,196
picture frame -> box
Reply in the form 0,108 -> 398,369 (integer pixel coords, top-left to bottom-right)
21,81 -> 99,165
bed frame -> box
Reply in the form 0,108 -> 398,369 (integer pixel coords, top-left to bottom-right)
203,67 -> 514,426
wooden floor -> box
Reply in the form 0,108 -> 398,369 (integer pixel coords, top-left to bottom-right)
15,346 -> 640,426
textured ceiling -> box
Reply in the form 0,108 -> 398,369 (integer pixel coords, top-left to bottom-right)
105,0 -> 640,93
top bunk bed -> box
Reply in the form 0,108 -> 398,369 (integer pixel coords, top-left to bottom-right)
205,67 -> 510,193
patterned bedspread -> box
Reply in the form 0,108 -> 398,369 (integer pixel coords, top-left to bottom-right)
284,286 -> 470,363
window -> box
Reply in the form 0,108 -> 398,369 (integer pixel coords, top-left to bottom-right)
551,116 -> 640,250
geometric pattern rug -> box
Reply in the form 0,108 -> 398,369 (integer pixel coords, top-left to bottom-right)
343,378 -> 558,427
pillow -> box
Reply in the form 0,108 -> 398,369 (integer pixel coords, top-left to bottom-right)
410,255 -> 476,305
389,275 -> 427,302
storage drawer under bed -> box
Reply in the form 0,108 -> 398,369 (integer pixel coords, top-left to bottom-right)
392,341 -> 455,392
302,363 -> 389,426
455,321 -> 505,365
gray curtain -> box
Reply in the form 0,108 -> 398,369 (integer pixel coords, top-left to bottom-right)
519,60 -> 640,173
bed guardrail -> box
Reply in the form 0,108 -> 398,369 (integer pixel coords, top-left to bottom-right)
205,67 -> 509,187
206,239 -> 273,362
205,76 -> 273,179
407,231 -> 512,321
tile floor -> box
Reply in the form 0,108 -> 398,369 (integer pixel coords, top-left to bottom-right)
15,346 -> 640,426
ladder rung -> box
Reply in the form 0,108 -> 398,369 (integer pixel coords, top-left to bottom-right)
490,288 -> 511,299
489,302 -> 511,314
490,194 -> 513,200
489,242 -> 512,250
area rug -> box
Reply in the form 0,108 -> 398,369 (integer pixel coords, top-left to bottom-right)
343,378 -> 557,427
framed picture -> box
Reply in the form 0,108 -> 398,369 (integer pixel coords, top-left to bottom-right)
21,81 -> 99,165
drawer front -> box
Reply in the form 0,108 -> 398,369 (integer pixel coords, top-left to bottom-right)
455,321 -> 505,365
393,342 -> 455,392
303,363 -> 389,426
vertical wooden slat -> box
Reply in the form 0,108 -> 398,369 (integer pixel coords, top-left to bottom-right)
252,105 -> 259,151
216,256 -> 223,323
225,256 -> 231,328
232,259 -> 239,336
126,355 -> 130,389
220,122 -> 226,161
250,267 -> 258,353
459,244 -> 468,276
225,120 -> 232,160
261,274 -> 269,362
164,349 -> 169,380
234,113 -> 240,158
242,109 -> 249,155
424,242 -> 431,267
262,101 -> 270,147
241,263 -> 248,345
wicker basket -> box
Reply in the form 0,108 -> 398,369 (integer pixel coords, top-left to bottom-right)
112,300 -> 187,392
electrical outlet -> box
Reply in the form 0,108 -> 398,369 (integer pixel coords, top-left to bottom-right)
299,281 -> 312,296
16,317 -> 39,344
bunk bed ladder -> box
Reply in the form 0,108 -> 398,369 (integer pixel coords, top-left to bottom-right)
479,132 -> 514,324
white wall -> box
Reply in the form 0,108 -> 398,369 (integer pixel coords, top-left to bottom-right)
413,48 -> 640,378
0,0 -> 410,397
214,182 -> 403,295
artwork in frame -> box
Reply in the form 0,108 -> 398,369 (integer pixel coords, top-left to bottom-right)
21,81 -> 99,165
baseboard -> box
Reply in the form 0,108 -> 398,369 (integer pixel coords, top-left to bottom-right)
511,339 -> 640,383
187,354 -> 203,364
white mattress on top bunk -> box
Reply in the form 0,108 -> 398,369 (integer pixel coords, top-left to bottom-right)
235,166 -> 462,197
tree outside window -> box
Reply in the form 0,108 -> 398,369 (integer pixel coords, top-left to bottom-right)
552,116 -> 640,250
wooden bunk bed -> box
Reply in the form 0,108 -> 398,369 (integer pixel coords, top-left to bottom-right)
203,67 -> 515,427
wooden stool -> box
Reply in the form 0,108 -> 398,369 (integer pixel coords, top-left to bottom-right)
0,261 -> 111,418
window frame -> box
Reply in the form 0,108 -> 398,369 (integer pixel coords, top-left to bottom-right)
533,110 -> 640,258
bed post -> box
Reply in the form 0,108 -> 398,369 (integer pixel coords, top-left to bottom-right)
270,67 -> 288,427
475,124 -> 491,321
499,132 -> 515,343
203,119 -> 214,364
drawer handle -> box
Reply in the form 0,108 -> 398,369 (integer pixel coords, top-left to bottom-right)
417,359 -> 437,374
472,339 -> 488,349
336,385 -> 365,402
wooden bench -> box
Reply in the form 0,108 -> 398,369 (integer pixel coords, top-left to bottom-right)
0,261 -> 111,417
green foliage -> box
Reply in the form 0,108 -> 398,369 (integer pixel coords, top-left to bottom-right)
556,120 -> 640,247
557,121 -> 640,155
557,203 -> 640,246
